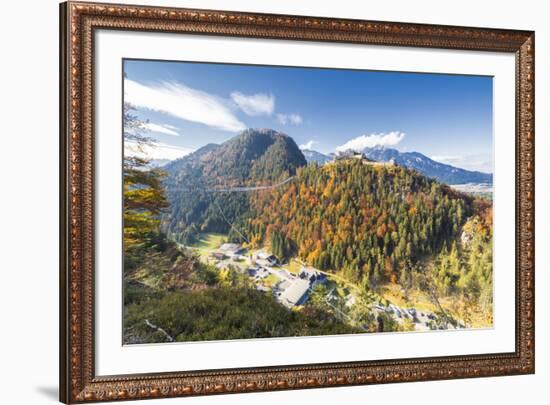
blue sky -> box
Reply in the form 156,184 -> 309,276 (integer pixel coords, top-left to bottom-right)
123,59 -> 493,173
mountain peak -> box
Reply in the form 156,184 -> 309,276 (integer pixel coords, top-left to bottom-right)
165,128 -> 307,185
239,128 -> 290,139
365,145 -> 390,151
361,147 -> 492,185
301,149 -> 332,165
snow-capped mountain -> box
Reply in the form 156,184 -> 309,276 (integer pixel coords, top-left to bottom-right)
301,149 -> 332,165
361,146 -> 493,185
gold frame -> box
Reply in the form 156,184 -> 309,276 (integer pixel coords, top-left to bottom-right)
59,1 -> 535,402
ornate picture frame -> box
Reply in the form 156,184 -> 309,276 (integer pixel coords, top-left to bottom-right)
60,1 -> 535,403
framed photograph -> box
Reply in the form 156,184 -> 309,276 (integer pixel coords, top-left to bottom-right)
59,1 -> 535,402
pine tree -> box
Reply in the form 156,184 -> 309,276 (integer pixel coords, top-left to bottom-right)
123,103 -> 169,251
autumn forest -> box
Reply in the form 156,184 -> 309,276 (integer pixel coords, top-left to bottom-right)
123,104 -> 493,343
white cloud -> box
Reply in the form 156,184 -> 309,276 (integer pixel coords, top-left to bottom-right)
299,140 -> 317,150
125,79 -> 246,132
430,155 -> 463,164
230,91 -> 275,116
276,113 -> 303,125
336,131 -> 405,152
142,122 -> 180,136
125,140 -> 194,161
430,154 -> 493,173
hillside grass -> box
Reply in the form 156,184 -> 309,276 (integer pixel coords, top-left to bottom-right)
262,273 -> 280,288
287,259 -> 302,275
377,282 -> 492,328
188,233 -> 227,258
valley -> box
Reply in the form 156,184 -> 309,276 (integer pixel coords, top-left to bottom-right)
123,128 -> 492,343
183,231 -> 467,333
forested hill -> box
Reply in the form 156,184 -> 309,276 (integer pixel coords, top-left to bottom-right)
164,128 -> 306,186
162,128 -> 484,292
241,160 -> 476,287
163,129 -> 307,242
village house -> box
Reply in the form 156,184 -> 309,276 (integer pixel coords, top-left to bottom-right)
277,278 -> 311,308
247,266 -> 269,280
334,150 -> 396,167
299,266 -> 327,287
335,150 -> 365,161
255,251 -> 278,267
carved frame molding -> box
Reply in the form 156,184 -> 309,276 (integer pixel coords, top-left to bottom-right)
59,1 -> 535,403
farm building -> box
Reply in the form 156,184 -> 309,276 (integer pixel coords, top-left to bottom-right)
278,279 -> 311,308
255,251 -> 278,267
299,266 -> 327,286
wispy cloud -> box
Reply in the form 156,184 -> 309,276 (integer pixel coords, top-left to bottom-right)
142,122 -> 180,136
125,140 -> 194,161
230,92 -> 275,116
125,79 -> 246,132
299,140 -> 317,150
430,154 -> 493,173
276,113 -> 303,125
430,155 -> 463,163
336,131 -> 405,152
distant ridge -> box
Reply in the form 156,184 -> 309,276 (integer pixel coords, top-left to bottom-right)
360,146 -> 492,185
301,149 -> 332,165
161,130 -> 492,187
